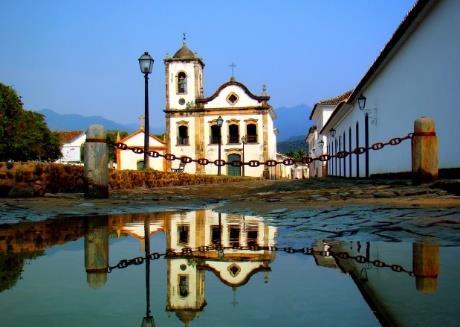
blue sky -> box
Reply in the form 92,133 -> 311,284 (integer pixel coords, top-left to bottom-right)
0,0 -> 415,129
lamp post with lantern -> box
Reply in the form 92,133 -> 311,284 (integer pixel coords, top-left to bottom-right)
138,52 -> 154,169
217,116 -> 224,176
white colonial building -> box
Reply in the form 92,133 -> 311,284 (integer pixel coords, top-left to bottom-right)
116,128 -> 166,171
56,131 -> 86,163
307,91 -> 351,177
317,0 -> 460,177
164,40 -> 278,177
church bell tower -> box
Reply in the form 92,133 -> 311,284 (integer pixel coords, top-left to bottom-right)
164,35 -> 204,111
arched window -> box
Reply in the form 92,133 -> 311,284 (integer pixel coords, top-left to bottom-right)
246,124 -> 257,143
228,124 -> 239,144
177,125 -> 189,145
177,72 -> 187,94
210,125 -> 220,144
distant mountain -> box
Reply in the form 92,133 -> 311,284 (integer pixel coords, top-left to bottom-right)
277,135 -> 307,154
39,105 -> 312,142
274,104 -> 312,141
38,109 -> 163,134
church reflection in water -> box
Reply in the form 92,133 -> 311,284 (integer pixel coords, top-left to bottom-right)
84,210 -> 277,326
0,210 -> 447,326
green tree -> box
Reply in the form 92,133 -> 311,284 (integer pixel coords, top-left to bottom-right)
0,83 -> 62,161
285,149 -> 306,160
0,84 -> 23,158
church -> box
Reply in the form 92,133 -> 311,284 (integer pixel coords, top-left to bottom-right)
163,39 -> 278,178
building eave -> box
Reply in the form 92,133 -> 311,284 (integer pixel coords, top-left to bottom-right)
119,129 -> 166,145
320,101 -> 352,135
310,90 -> 353,120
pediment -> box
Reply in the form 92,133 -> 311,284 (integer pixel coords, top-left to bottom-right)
197,80 -> 269,109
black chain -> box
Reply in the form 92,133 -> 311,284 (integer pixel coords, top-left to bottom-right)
109,133 -> 412,168
107,245 -> 414,277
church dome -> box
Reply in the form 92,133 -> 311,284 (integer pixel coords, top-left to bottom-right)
173,44 -> 197,59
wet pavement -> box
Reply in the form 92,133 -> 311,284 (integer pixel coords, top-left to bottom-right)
1,179 -> 459,246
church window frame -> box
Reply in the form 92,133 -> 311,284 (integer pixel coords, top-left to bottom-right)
177,71 -> 187,94
246,122 -> 258,143
226,92 -> 239,105
246,229 -> 259,246
227,263 -> 241,277
209,123 -> 221,145
228,225 -> 240,247
178,275 -> 189,298
228,123 -> 240,144
177,224 -> 190,246
210,225 -> 222,245
177,123 -> 189,146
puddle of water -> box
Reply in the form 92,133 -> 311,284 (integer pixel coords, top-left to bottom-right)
0,209 -> 459,326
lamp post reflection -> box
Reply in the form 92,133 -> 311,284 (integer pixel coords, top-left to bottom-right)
142,216 -> 155,327
241,136 -> 246,177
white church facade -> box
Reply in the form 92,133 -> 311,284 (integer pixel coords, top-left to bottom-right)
163,40 -> 278,178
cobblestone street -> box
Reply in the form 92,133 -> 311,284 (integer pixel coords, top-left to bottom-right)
1,178 -> 459,245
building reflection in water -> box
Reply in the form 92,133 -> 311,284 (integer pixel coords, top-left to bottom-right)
0,210 -> 446,326
164,210 -> 276,325
317,238 -> 441,326
109,210 -> 277,326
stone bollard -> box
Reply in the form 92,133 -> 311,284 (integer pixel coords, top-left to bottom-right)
84,125 -> 108,198
85,216 -> 109,289
413,239 -> 439,294
412,117 -> 438,184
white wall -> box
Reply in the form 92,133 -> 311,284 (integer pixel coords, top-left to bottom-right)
330,0 -> 460,176
60,134 -> 85,162
169,117 -> 196,174
119,131 -> 165,171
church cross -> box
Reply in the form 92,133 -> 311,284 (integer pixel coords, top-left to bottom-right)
229,62 -> 237,79
138,114 -> 145,129
182,32 -> 186,45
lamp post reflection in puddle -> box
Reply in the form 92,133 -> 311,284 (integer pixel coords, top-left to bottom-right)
218,212 -> 224,259
141,216 -> 155,327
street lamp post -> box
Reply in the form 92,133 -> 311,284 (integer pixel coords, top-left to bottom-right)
138,52 -> 154,170
217,116 -> 224,176
241,136 -> 246,177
